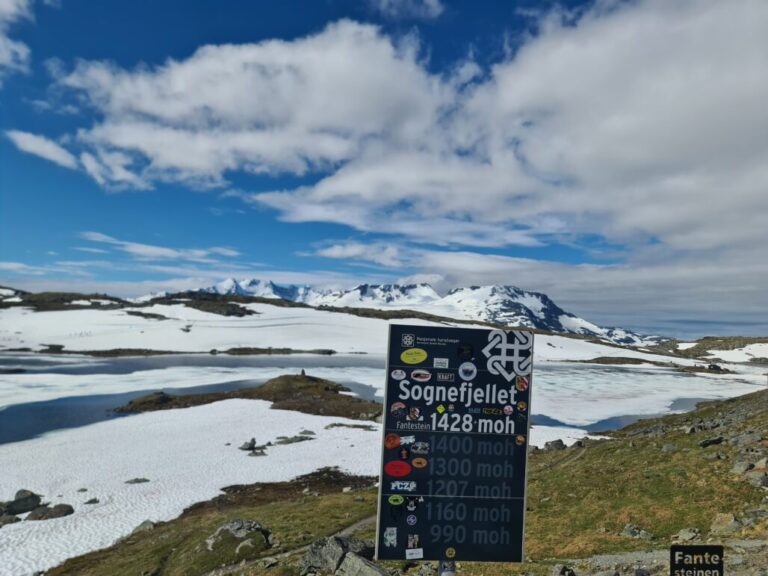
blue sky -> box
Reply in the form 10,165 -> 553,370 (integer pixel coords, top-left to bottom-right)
1,0 -> 767,338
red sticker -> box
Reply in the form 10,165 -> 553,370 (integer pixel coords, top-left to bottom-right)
384,460 -> 413,478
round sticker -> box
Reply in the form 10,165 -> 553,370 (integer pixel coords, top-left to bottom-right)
446,547 -> 456,559
515,376 -> 529,391
515,434 -> 526,446
407,514 -> 417,526
384,433 -> 401,449
517,401 -> 527,412
458,362 -> 477,381
391,369 -> 406,380
503,404 -> 514,416
411,457 -> 428,469
390,402 -> 407,420
388,495 -> 404,506
410,369 -> 431,382
400,348 -> 428,365
384,460 -> 413,478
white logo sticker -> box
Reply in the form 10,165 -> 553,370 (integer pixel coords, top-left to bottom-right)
433,357 -> 449,369
482,330 -> 532,381
401,334 -> 415,347
405,548 -> 424,559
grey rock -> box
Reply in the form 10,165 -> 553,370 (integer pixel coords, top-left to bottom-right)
545,439 -> 567,451
300,536 -> 374,575
732,432 -> 763,447
239,438 -> 256,451
755,457 -> 768,469
84,498 -> 99,505
551,566 -> 576,576
621,523 -> 653,540
125,478 -> 150,484
335,552 -> 389,576
6,490 -> 41,515
634,570 -> 651,576
745,470 -> 768,487
661,443 -> 677,453
0,514 -> 20,528
672,527 -> 700,541
132,520 -> 156,534
710,513 -> 741,534
261,557 -> 279,568
206,519 -> 271,552
699,436 -> 724,448
26,504 -> 74,521
732,461 -> 755,474
702,452 -> 727,461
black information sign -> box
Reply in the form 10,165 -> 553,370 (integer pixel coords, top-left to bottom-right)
375,324 -> 533,563
670,545 -> 724,576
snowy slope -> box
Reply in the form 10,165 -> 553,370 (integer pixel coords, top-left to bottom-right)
198,279 -> 659,346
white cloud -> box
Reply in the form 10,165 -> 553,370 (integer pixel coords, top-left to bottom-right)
80,232 -> 241,263
370,0 -> 444,19
315,242 -> 403,267
5,130 -> 78,169
0,0 -> 31,84
7,1 -> 768,332
53,20 -> 446,187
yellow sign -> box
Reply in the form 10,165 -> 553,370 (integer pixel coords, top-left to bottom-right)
400,348 -> 428,364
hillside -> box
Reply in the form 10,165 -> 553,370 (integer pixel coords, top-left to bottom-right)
45,387 -> 768,575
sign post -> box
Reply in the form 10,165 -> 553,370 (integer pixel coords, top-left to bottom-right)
375,324 -> 533,565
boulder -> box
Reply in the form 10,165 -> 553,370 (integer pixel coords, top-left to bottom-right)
132,520 -> 156,534
0,514 -> 20,528
239,438 -> 256,451
661,443 -> 677,453
710,513 -> 741,534
744,470 -> 768,487
621,523 -> 653,540
125,478 -> 150,484
335,552 -> 390,576
672,527 -> 700,541
26,504 -> 74,521
300,536 -> 374,575
732,461 -> 755,474
698,436 -> 724,448
205,519 -> 272,553
545,439 -> 567,451
551,566 -> 577,576
6,490 -> 41,515
731,432 -> 762,447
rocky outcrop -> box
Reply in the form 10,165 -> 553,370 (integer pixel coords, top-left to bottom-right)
300,536 -> 375,575
205,519 -> 272,554
26,504 -> 74,521
3,489 -> 42,515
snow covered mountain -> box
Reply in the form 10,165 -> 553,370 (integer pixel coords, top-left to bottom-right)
197,278 -> 660,346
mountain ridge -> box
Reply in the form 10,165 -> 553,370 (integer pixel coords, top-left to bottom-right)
199,277 -> 662,346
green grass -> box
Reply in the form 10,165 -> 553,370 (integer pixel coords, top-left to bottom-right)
48,389 -> 768,575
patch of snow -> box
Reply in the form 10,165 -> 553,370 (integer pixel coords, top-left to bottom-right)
707,343 -> 768,363
67,300 -> 92,306
0,288 -> 17,297
677,342 -> 698,350
2,296 -> 22,303
0,399 -> 380,575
